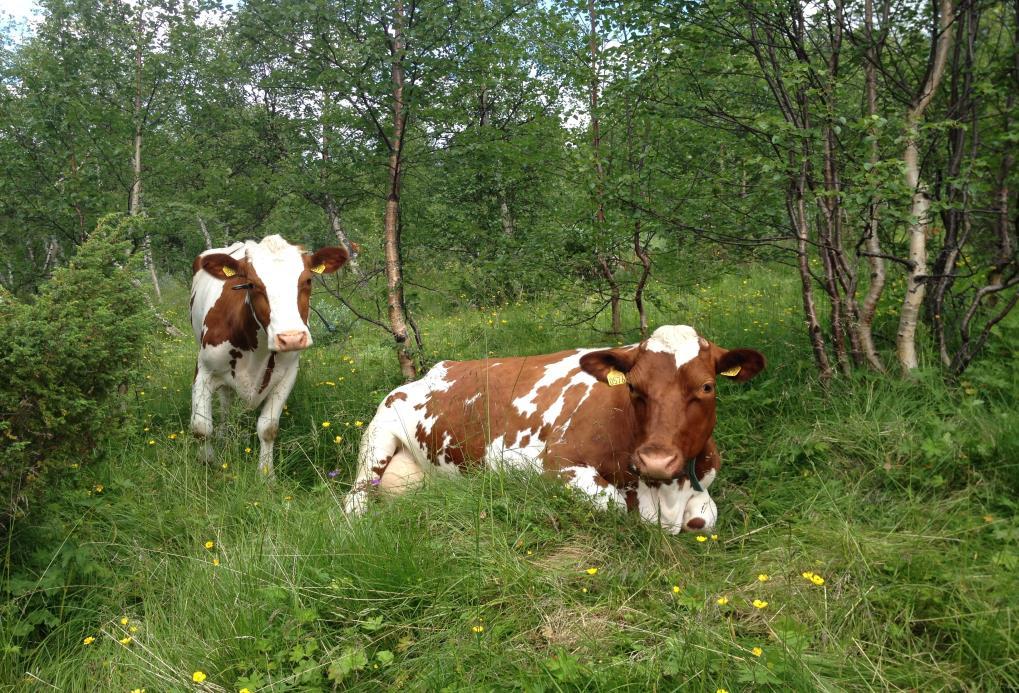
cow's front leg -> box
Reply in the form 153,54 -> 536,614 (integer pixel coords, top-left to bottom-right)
256,364 -> 298,478
215,388 -> 232,440
191,366 -> 216,463
682,491 -> 718,532
557,465 -> 627,511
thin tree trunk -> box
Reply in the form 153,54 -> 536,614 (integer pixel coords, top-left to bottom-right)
896,0 -> 954,372
197,215 -> 213,250
633,219 -> 651,339
588,0 -> 620,335
131,6 -> 159,302
792,155 -> 833,380
499,194 -> 515,237
857,0 -> 886,371
320,90 -> 360,272
384,0 -> 416,380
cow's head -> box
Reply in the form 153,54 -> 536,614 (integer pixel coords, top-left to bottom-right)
580,325 -> 764,482
200,235 -> 348,352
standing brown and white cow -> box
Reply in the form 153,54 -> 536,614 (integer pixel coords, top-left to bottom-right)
344,325 -> 764,533
190,235 -> 348,475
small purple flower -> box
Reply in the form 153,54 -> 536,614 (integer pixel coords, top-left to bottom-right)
370,479 -> 381,486
327,469 -> 340,479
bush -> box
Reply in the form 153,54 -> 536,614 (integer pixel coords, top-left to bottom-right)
0,216 -> 152,526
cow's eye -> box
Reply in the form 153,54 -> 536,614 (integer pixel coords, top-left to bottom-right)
702,382 -> 714,394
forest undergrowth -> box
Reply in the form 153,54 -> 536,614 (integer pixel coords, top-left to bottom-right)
2,266 -> 1017,692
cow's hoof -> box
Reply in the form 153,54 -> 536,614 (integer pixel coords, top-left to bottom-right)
343,491 -> 368,515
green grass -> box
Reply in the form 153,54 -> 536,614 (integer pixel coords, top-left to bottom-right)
2,265 -> 1018,691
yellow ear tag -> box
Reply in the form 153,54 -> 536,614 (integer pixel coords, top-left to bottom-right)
720,365 -> 741,378
222,266 -> 236,277
310,263 -> 326,274
606,368 -> 627,387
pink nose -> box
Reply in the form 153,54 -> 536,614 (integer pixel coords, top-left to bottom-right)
275,330 -> 309,351
636,448 -> 678,480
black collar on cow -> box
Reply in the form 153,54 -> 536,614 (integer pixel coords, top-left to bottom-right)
687,457 -> 705,493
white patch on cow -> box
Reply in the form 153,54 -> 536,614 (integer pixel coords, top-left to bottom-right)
464,393 -> 481,406
244,235 -> 310,348
646,325 -> 701,367
560,465 -> 626,510
483,428 -> 545,472
636,467 -> 717,534
512,350 -> 594,417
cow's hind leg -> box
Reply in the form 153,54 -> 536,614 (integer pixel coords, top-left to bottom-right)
343,417 -> 415,514
191,366 -> 216,463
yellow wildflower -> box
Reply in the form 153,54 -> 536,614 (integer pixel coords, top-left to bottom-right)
716,596 -> 729,606
752,599 -> 768,609
221,463 -> 229,470
672,585 -> 681,593
169,433 -> 177,440
355,420 -> 364,427
212,558 -> 220,567
696,536 -> 707,542
710,534 -> 718,541
83,636 -> 95,645
757,574 -> 770,582
585,567 -> 598,575
94,484 -> 104,493
322,421 -> 331,428
581,587 -> 588,593
751,647 -> 763,657
471,625 -> 484,633
148,439 -> 155,446
131,689 -> 145,693
119,636 -> 132,645
204,541 -> 215,550
801,571 -> 815,580
244,447 -> 251,454
240,689 -> 252,693
192,671 -> 207,683
811,574 -> 825,586
120,617 -> 129,625
129,626 -> 138,633
717,689 -> 728,693
334,436 -> 343,443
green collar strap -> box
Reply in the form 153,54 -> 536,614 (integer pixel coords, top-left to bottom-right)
687,457 -> 704,493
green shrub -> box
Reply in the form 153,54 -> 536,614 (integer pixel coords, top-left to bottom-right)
0,216 -> 151,525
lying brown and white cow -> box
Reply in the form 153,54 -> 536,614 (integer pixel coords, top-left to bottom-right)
190,235 -> 348,475
344,325 -> 764,533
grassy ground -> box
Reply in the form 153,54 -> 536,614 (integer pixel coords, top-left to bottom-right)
2,265 -> 1018,691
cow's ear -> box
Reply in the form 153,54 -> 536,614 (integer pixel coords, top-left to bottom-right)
580,348 -> 639,385
307,246 -> 349,275
715,348 -> 765,382
201,253 -> 244,280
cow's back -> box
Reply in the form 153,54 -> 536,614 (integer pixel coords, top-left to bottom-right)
374,348 -> 636,480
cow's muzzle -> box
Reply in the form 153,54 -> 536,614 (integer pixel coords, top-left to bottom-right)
274,330 -> 310,352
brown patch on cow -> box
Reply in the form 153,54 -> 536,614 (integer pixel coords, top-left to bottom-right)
371,454 -> 395,478
229,348 -> 242,378
202,279 -> 261,351
385,391 -> 408,407
259,353 -> 276,393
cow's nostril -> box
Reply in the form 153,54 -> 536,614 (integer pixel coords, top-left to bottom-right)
685,517 -> 706,530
